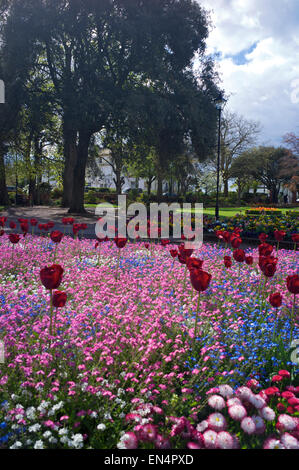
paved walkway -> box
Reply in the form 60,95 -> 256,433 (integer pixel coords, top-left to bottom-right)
1,206 -> 99,238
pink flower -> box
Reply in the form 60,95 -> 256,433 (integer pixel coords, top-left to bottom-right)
196,420 -> 209,433
240,417 -> 256,435
207,413 -> 227,432
263,437 -> 285,449
277,414 -> 297,431
278,370 -> 291,378
117,432 -> 138,449
216,431 -> 235,449
187,441 -> 202,449
228,404 -> 247,421
259,406 -> 276,422
208,394 -> 226,410
218,384 -> 234,398
236,386 -> 253,400
203,430 -> 218,449
248,394 -> 266,409
138,424 -> 157,442
280,433 -> 299,449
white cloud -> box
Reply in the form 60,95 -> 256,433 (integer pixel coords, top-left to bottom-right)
198,0 -> 299,145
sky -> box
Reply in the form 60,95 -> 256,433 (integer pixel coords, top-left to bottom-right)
198,0 -> 299,146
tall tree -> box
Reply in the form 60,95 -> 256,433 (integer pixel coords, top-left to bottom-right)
235,146 -> 298,204
3,0 -> 219,212
208,111 -> 261,197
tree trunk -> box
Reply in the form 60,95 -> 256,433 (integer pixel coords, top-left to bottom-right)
147,178 -> 152,196
223,177 -> 229,197
0,148 -> 9,206
33,137 -> 42,205
237,181 -> 242,205
62,124 -> 78,208
114,168 -> 123,195
291,190 -> 297,204
68,130 -> 91,214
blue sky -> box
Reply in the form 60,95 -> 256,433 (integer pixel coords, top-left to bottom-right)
198,0 -> 299,146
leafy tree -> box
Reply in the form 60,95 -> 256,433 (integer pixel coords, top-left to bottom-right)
2,0 -> 219,212
208,111 -> 261,197
235,146 -> 298,204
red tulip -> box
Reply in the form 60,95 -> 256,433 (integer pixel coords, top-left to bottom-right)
187,258 -> 204,271
259,233 -> 268,243
233,249 -> 245,263
9,221 -> 16,229
38,223 -> 48,231
269,292 -> 283,308
40,264 -> 64,290
80,223 -> 87,230
258,243 -> 274,257
245,256 -> 254,266
224,256 -> 232,268
47,221 -> 55,229
0,217 -> 7,227
114,237 -> 127,249
179,245 -> 194,258
286,275 -> 299,295
72,223 -> 81,235
274,231 -> 286,242
50,230 -> 64,244
30,218 -> 38,226
144,243 -> 150,250
52,291 -> 67,308
169,249 -> 178,258
9,233 -> 20,244
258,255 -> 278,271
221,231 -> 231,243
161,239 -> 170,247
190,269 -> 212,292
18,218 -> 27,224
231,237 -> 242,249
20,222 -> 29,234
259,256 -> 278,278
291,234 -> 299,244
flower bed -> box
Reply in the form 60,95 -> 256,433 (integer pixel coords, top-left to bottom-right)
0,222 -> 298,449
207,212 -> 299,242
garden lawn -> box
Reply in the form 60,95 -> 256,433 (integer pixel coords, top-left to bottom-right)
0,233 -> 298,449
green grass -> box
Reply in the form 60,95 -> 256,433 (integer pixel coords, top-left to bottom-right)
84,204 -> 299,220
181,206 -> 299,218
85,203 -> 118,208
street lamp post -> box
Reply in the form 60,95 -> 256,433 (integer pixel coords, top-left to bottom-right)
214,93 -> 227,221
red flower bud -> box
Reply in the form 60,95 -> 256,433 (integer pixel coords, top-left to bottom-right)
40,264 -> 64,290
114,237 -> 127,249
233,249 -> 245,263
245,256 -> 253,266
224,256 -> 232,268
190,269 -> 212,292
9,233 -> 20,244
187,258 -> 204,271
269,292 -> 282,308
286,275 -> 299,295
52,291 -> 67,308
50,231 -> 64,244
274,231 -> 286,242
